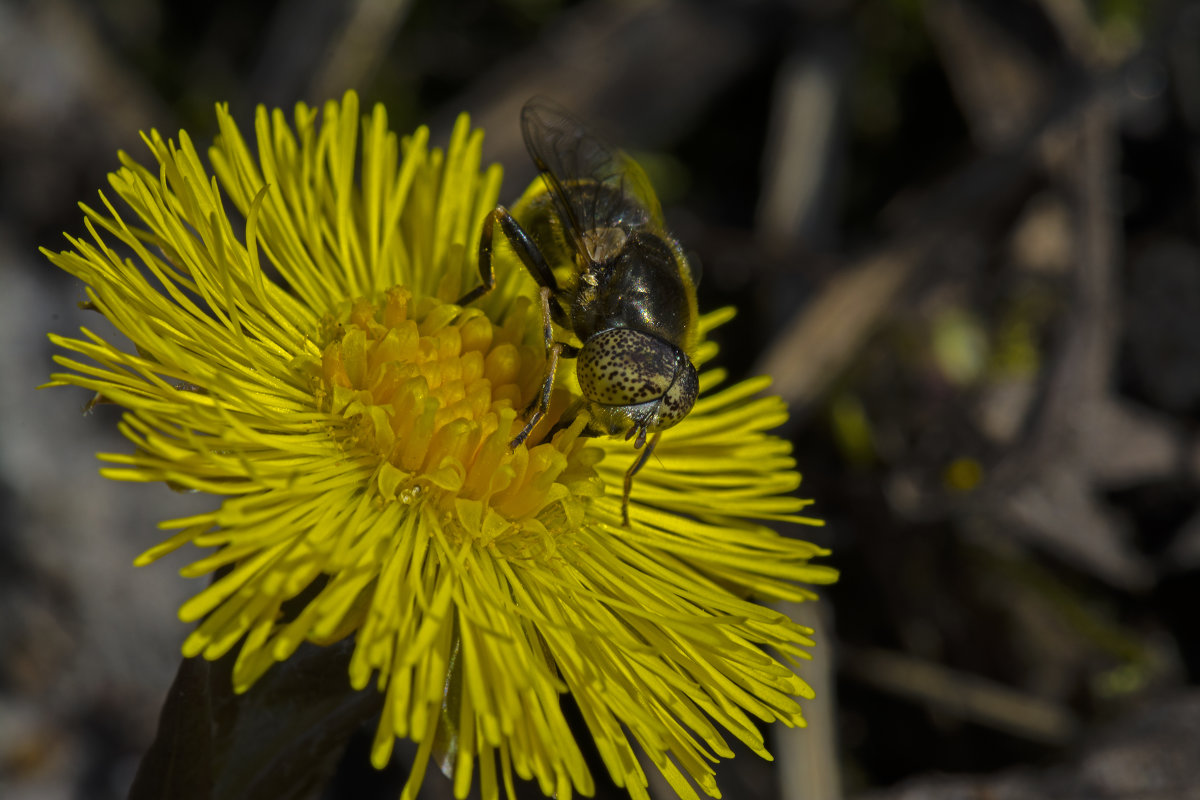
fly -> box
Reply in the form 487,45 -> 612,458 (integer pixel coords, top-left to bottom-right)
458,98 -> 701,526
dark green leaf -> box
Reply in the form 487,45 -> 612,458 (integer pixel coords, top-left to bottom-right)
129,640 -> 382,800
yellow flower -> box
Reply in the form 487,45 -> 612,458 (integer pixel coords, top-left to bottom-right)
43,91 -> 837,800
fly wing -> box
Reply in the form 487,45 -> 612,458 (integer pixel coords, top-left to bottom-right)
520,98 -> 665,263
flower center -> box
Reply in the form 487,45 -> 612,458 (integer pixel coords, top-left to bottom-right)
314,287 -> 601,553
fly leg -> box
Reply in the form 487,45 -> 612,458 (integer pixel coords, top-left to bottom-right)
462,207 -> 576,449
540,397 -> 586,441
622,431 -> 662,527
510,286 -> 579,448
457,206 -> 562,317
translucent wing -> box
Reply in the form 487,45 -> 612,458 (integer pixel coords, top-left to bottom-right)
520,98 -> 666,263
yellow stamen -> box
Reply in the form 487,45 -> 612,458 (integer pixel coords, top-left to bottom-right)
314,285 -> 600,557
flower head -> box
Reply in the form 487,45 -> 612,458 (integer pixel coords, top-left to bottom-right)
44,91 -> 837,799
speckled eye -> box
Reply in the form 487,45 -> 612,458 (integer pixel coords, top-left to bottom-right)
654,356 -> 698,430
578,328 -> 681,406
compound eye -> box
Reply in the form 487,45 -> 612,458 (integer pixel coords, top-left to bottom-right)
578,328 -> 683,407
655,357 -> 698,430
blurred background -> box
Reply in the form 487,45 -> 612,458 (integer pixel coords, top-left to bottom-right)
3,0 -> 1200,798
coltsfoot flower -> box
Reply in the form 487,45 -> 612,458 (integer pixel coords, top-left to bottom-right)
44,91 -> 837,800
